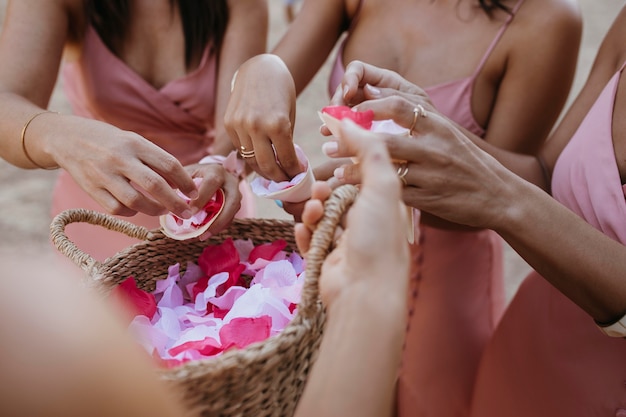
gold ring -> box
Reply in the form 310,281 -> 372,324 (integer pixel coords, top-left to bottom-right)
407,104 -> 427,136
239,145 -> 255,158
396,162 -> 409,186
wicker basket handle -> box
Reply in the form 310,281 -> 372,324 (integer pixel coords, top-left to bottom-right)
50,208 -> 153,274
300,184 -> 359,318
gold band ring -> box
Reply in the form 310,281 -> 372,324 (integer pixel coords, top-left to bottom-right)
396,162 -> 409,186
407,104 -> 427,136
239,145 -> 255,158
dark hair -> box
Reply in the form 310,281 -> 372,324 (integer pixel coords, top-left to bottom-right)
478,0 -> 511,14
86,0 -> 229,66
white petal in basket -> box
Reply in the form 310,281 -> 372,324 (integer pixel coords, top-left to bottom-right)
160,188 -> 226,240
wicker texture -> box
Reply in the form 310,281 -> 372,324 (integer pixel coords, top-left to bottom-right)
50,184 -> 359,417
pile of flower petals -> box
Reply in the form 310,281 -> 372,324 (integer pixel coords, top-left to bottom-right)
112,238 -> 305,368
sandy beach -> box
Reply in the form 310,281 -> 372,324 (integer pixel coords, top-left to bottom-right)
0,0 -> 622,301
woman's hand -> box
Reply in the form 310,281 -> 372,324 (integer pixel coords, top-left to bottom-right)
329,60 -> 434,115
184,163 -> 242,240
224,54 -> 303,182
324,112 -> 522,232
295,119 -> 410,308
50,116 -> 199,220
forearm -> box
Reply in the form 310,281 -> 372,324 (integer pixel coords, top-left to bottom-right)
494,177 -> 626,323
270,0 -> 345,94
0,93 -> 58,169
455,124 -> 549,191
295,285 -> 405,417
213,0 -> 268,155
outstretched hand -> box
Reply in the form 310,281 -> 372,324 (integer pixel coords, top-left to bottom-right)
295,119 -> 410,308
324,109 -> 520,231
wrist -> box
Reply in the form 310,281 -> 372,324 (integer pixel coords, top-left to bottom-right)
328,281 -> 407,329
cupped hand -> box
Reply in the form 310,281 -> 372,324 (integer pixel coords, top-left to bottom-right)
184,163 -> 242,240
52,116 -> 198,220
224,54 -> 303,182
295,119 -> 410,309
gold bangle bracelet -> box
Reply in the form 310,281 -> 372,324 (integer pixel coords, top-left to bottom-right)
20,110 -> 59,170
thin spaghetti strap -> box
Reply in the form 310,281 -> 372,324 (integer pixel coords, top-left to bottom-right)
470,0 -> 526,77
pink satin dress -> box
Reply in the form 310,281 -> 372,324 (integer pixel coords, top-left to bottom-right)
329,1 -> 524,416
469,63 -> 626,417
53,27 -> 255,262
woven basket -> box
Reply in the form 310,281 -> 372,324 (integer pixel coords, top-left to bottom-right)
50,184 -> 359,417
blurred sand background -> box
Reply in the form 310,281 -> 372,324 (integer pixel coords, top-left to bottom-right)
0,0 -> 622,301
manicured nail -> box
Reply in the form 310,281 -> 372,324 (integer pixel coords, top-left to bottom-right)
187,189 -> 199,200
365,84 -> 381,96
322,141 -> 339,156
181,209 -> 193,219
333,167 -> 345,180
343,84 -> 350,99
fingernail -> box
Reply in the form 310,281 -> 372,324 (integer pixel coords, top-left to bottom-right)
322,141 -> 339,156
343,84 -> 350,99
187,189 -> 199,200
274,199 -> 284,208
333,167 -> 345,180
366,84 -> 381,96
181,209 -> 193,219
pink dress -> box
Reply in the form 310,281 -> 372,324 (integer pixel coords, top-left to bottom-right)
329,2 -> 523,416
469,64 -> 626,416
53,27 -> 255,262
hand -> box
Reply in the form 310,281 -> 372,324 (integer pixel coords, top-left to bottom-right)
324,111 -> 521,231
295,119 -> 410,309
319,61 -> 435,140
281,162 -> 344,222
52,116 -> 199,220
184,163 -> 242,240
224,54 -> 303,182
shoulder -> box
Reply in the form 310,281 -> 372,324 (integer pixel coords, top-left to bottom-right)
594,6 -> 626,72
505,0 -> 582,62
514,0 -> 581,34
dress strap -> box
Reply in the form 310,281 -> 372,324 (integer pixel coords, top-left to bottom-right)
470,0 -> 526,78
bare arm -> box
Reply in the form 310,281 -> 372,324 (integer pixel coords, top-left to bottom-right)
212,0 -> 268,156
294,121 -> 409,417
0,257 -> 190,417
481,0 -> 581,155
0,0 -> 199,219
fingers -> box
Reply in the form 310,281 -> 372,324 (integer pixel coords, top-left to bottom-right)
333,120 -> 409,278
294,181 -> 333,255
340,61 -> 419,105
208,172 -> 242,232
187,164 -> 242,240
223,54 -> 299,182
90,172 -> 188,218
337,120 -> 401,206
129,147 -> 198,218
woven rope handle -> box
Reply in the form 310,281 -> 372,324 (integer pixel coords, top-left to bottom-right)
300,184 -> 359,318
50,208 -> 152,274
